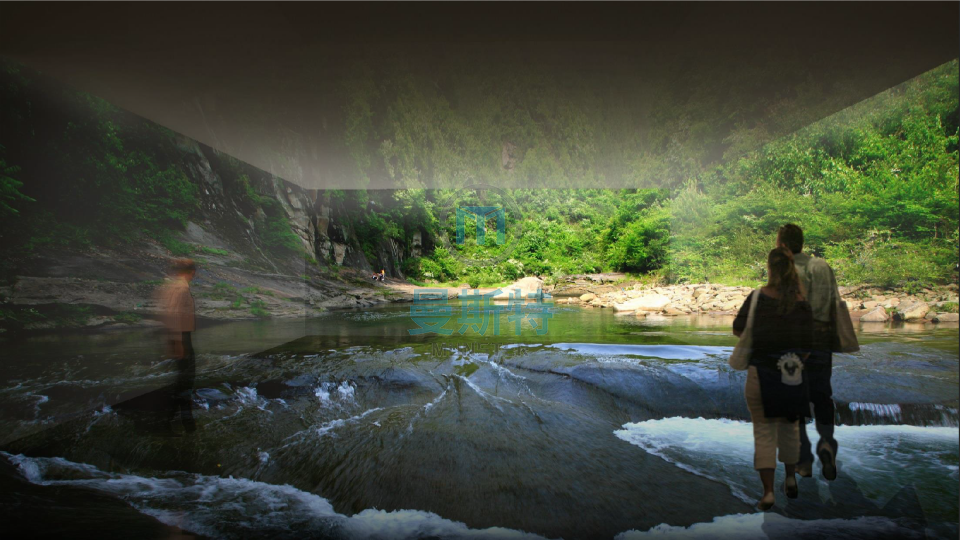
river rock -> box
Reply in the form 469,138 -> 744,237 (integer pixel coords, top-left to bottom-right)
861,301 -> 879,310
719,297 -> 745,312
896,302 -> 931,321
612,293 -> 671,313
663,304 -> 687,316
579,293 -> 596,302
860,306 -> 889,322
933,313 -> 960,323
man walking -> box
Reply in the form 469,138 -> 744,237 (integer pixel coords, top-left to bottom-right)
776,224 -> 838,480
158,258 -> 198,433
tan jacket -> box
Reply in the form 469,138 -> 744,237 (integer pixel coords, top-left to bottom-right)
157,277 -> 196,334
793,252 -> 839,324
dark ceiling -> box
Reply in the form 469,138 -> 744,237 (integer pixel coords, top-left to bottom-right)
1,2 -> 958,189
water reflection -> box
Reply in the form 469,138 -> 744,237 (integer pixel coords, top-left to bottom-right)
0,302 -> 957,538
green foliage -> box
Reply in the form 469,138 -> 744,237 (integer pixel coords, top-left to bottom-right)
207,282 -> 238,301
342,60 -> 957,287
0,305 -> 44,331
659,61 -> 959,285
0,60 -> 199,252
112,311 -> 142,324
159,234 -> 193,256
602,191 -> 670,272
241,286 -> 275,296
0,57 -> 956,291
199,246 -> 230,256
0,303 -> 93,332
249,299 -> 269,318
0,154 -> 33,218
824,236 -> 954,289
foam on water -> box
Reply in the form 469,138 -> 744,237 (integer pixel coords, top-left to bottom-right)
314,381 -> 358,409
615,513 -> 922,540
615,417 -> 959,516
315,408 -> 383,438
455,375 -> 510,411
849,402 -> 902,422
2,452 -> 541,540
236,386 -> 267,409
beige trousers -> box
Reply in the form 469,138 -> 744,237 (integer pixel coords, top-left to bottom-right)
745,366 -> 800,470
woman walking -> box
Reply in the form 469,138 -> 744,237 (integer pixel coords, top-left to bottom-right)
733,247 -> 814,510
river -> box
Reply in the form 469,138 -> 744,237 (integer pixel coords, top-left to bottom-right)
0,302 -> 958,539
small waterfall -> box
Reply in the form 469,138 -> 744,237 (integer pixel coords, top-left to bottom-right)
837,402 -> 959,427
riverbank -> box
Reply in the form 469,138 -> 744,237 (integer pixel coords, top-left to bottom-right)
0,242 -> 397,334
2,249 -> 959,335
548,274 -> 961,323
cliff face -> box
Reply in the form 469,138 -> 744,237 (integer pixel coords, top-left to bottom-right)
179,137 -> 415,281
0,59 -> 421,331
0,140 -> 413,331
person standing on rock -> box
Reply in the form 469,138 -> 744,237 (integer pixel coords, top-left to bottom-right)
776,223 -> 838,481
157,258 -> 198,434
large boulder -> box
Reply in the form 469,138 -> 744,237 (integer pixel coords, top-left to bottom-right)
860,306 -> 889,322
933,313 -> 960,323
663,304 -> 689,316
896,302 -> 931,321
613,293 -> 671,313
579,293 -> 596,302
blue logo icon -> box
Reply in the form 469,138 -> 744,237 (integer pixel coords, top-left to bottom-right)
456,206 -> 506,246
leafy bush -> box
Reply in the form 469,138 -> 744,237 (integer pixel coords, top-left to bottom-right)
112,311 -> 142,324
250,300 -> 269,318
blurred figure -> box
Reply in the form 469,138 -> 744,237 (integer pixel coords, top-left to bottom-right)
734,247 -> 813,510
157,258 -> 198,433
777,224 -> 839,480
380,269 -> 386,281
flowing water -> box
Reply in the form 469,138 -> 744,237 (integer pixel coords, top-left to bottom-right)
0,303 -> 958,539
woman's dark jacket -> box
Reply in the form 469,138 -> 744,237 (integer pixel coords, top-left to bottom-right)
733,290 -> 814,420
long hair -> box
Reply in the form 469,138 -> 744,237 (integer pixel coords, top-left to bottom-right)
767,247 -> 803,314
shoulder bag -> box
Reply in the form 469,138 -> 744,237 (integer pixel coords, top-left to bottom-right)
728,289 -> 759,370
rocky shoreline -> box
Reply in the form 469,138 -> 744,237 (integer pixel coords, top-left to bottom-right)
550,275 -> 960,324
3,259 -> 959,334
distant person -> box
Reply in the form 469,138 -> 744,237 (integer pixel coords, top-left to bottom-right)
157,258 -> 198,433
380,269 -> 386,282
776,223 -> 840,480
734,247 -> 813,510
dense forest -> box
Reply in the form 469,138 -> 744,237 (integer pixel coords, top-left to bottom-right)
338,59 -> 959,289
0,59 -> 957,291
